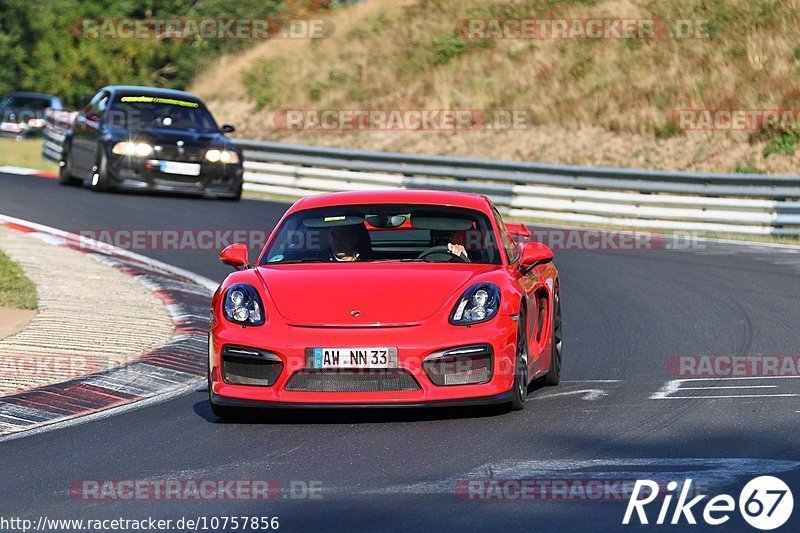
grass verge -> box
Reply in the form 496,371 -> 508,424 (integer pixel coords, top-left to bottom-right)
0,249 -> 38,310
0,138 -> 58,174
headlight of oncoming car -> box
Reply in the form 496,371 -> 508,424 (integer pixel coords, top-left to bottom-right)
112,141 -> 154,157
223,284 -> 265,326
205,149 -> 240,164
450,283 -> 501,325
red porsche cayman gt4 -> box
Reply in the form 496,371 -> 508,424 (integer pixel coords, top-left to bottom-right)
208,190 -> 561,417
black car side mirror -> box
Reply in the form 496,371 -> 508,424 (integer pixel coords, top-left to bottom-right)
221,124 -> 235,133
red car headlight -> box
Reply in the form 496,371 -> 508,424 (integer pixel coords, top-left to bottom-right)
223,284 -> 265,326
450,283 -> 501,325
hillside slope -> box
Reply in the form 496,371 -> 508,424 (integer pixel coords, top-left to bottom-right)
192,0 -> 800,174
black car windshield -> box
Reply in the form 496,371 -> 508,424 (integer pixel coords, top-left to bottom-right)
2,95 -> 52,109
262,204 -> 502,265
107,95 -> 219,132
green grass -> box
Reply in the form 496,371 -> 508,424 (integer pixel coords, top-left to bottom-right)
760,128 -> 800,158
0,250 -> 37,310
0,138 -> 58,173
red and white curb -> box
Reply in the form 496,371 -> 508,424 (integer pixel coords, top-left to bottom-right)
0,165 -> 58,179
0,214 -> 217,440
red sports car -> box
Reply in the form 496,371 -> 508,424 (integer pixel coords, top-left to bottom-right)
208,190 -> 561,417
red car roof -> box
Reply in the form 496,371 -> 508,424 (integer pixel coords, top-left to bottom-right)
289,190 -> 493,214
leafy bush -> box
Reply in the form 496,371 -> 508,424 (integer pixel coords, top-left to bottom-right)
0,0 -> 317,106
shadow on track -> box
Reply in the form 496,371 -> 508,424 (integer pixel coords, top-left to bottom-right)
191,382 -> 548,425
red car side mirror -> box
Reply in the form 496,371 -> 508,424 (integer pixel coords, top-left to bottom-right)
220,243 -> 250,269
519,241 -> 554,273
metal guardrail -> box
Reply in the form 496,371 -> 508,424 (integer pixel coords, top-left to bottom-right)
235,139 -> 800,235
41,110 -> 75,163
42,121 -> 800,235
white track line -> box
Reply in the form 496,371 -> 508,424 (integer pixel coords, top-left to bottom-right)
561,379 -> 621,383
651,375 -> 800,400
659,394 -> 799,399
679,385 -> 778,390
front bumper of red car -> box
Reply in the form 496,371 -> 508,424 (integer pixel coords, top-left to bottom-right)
209,314 -> 518,408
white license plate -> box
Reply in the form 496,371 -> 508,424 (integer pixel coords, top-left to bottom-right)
1,122 -> 21,132
160,161 -> 201,176
312,347 -> 398,369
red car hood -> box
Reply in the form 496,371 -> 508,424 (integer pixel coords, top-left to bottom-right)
257,263 -> 495,326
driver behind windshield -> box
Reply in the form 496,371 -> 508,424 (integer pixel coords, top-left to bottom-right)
429,229 -> 469,261
326,222 -> 371,262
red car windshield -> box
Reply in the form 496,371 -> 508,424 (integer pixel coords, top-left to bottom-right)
262,204 -> 502,265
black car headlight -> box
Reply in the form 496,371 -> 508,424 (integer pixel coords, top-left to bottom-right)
223,284 -> 265,326
112,141 -> 154,157
450,283 -> 501,325
205,149 -> 240,164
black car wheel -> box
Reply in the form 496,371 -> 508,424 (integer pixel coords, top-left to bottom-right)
510,305 -> 528,411
57,142 -> 83,186
544,288 -> 562,386
90,149 -> 113,192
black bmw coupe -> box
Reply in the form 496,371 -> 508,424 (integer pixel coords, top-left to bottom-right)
59,86 -> 244,200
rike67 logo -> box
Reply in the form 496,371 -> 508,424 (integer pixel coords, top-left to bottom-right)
623,476 -> 793,530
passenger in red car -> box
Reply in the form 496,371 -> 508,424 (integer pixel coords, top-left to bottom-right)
327,223 -> 371,262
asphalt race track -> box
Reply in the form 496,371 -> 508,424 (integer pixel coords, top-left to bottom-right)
1,172 -> 799,532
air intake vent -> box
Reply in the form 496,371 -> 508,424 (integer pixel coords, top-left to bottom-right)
222,345 -> 283,386
285,369 -> 420,392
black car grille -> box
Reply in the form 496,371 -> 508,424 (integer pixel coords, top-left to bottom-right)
221,346 -> 283,386
155,145 -> 205,163
285,370 -> 421,392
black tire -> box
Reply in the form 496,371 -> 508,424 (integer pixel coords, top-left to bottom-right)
510,305 -> 529,411
544,288 -> 562,386
90,149 -> 112,192
58,143 -> 83,186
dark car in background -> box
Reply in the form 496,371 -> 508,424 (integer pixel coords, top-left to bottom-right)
58,85 -> 244,200
0,92 -> 63,139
